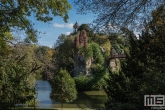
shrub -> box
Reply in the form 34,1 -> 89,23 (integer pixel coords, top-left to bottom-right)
74,73 -> 94,91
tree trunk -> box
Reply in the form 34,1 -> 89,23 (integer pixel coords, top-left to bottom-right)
61,102 -> 63,110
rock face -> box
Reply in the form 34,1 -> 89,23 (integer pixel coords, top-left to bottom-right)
74,30 -> 91,76
74,55 -> 92,76
74,30 -> 88,51
109,58 -> 120,72
109,46 -> 127,72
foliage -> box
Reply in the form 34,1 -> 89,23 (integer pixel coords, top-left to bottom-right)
0,56 -> 36,110
117,36 -> 125,45
53,35 -> 75,75
77,24 -> 95,42
109,32 -> 128,60
144,5 -> 165,62
50,68 -> 77,103
55,34 -> 67,48
92,35 -> 108,45
53,28 -> 110,92
78,44 -> 93,61
74,73 -> 94,91
25,99 -> 39,107
0,32 -> 14,57
10,43 -> 44,79
34,46 -> 55,80
101,39 -> 111,59
88,34 -> 111,60
105,47 -> 165,109
74,66 -> 109,91
104,6 -> 165,109
74,0 -> 165,31
0,1 -> 71,109
75,38 -> 108,91
120,27 -> 137,41
0,0 -> 71,43
0,41 -> 44,110
90,67 -> 109,90
78,24 -> 92,32
78,42 -> 104,64
92,42 -> 105,64
9,43 -> 55,80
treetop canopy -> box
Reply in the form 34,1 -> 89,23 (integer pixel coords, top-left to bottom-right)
0,0 -> 72,43
74,0 -> 165,31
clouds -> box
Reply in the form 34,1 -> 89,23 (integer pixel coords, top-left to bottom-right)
66,23 -> 74,29
66,32 -> 71,35
53,23 -> 74,29
53,23 -> 65,28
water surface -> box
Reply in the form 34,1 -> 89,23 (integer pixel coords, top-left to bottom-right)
36,79 -> 107,108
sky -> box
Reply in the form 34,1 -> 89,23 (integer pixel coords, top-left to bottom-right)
32,0 -> 96,48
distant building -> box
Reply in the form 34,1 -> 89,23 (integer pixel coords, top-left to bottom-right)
73,21 -> 79,33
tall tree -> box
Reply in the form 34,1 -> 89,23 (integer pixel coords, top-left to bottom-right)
104,6 -> 165,110
105,32 -> 165,110
53,35 -> 75,76
74,0 -> 165,31
145,5 -> 165,62
0,54 -> 36,110
50,68 -> 77,109
0,1 -> 71,109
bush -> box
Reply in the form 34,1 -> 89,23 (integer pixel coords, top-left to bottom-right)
74,73 -> 94,91
74,68 -> 109,91
91,42 -> 104,64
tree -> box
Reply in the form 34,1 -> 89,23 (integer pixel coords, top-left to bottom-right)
144,5 -> 165,62
53,35 -> 75,76
104,6 -> 165,109
78,24 -> 93,32
74,0 -> 165,31
0,39 -> 41,110
34,46 -> 55,80
55,34 -> 67,48
50,68 -> 77,109
105,34 -> 165,110
0,54 -> 36,110
0,1 -> 72,109
0,0 -> 71,43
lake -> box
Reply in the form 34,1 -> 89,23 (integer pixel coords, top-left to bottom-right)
36,79 -> 107,108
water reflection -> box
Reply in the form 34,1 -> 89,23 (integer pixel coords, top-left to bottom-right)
36,80 -> 54,107
36,80 -> 107,108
